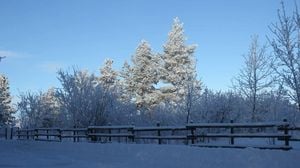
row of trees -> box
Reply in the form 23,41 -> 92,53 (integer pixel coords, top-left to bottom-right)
17,76 -> 299,128
17,17 -> 201,127
233,2 -> 300,122
1,2 -> 300,127
105,17 -> 201,111
18,70 -> 123,128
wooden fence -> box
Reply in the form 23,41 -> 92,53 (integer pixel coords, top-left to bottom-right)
187,119 -> 292,150
10,119 -> 300,150
0,127 -> 18,140
16,128 -> 88,142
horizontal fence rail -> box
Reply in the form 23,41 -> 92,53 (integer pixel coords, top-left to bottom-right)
3,119 -> 299,150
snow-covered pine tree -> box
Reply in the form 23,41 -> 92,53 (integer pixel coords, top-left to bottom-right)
132,40 -> 157,108
0,75 -> 15,125
160,17 -> 200,103
99,58 -> 119,91
129,40 -> 160,109
40,88 -> 62,127
119,61 -> 134,102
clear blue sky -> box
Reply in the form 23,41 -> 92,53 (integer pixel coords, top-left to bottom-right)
0,0 -> 297,100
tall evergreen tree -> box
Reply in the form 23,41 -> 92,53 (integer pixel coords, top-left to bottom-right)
119,61 -> 134,102
99,59 -> 119,91
0,75 -> 15,125
130,40 -> 160,109
160,17 -> 200,103
40,88 -> 62,127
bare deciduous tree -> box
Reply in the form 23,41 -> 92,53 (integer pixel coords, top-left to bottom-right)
56,68 -> 113,127
268,2 -> 300,112
233,36 -> 274,122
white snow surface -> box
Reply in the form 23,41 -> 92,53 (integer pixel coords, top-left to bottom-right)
0,141 -> 299,168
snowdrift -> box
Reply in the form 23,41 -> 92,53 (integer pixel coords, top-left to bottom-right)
0,141 -> 299,168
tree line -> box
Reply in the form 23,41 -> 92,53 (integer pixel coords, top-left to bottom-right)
0,2 -> 300,127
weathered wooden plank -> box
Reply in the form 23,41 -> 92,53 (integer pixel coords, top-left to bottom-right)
187,122 -> 288,128
35,133 -> 61,136
289,138 -> 300,141
190,133 -> 291,138
61,128 -> 87,132
35,128 -> 61,131
279,137 -> 300,141
35,138 -> 61,142
135,136 -> 187,139
289,127 -> 300,130
17,134 -> 34,136
134,126 -> 187,131
88,133 -> 134,137
278,127 -> 300,131
191,144 -> 292,150
61,135 -> 87,138
88,126 -> 134,130
16,129 -> 35,132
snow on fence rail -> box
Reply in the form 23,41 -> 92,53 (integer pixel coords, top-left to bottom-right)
278,124 -> 300,142
6,119 -> 300,150
16,127 -> 88,142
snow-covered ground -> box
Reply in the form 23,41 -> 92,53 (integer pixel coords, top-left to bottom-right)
0,141 -> 299,168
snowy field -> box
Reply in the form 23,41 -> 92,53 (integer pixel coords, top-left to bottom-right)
0,141 -> 300,168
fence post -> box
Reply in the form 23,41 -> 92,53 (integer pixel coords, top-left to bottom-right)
10,127 -> 13,140
89,127 -> 93,142
87,127 -> 90,142
17,127 -> 20,139
230,120 -> 234,145
85,128 -> 88,142
89,127 -> 96,142
131,122 -> 135,143
157,122 -> 161,145
283,119 -> 289,147
46,129 -> 49,140
118,128 -> 121,143
76,128 -> 79,142
4,127 -> 7,140
190,121 -> 195,145
58,129 -> 62,142
34,129 -> 38,140
108,123 -> 112,142
73,125 -> 76,142
26,127 -> 29,140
